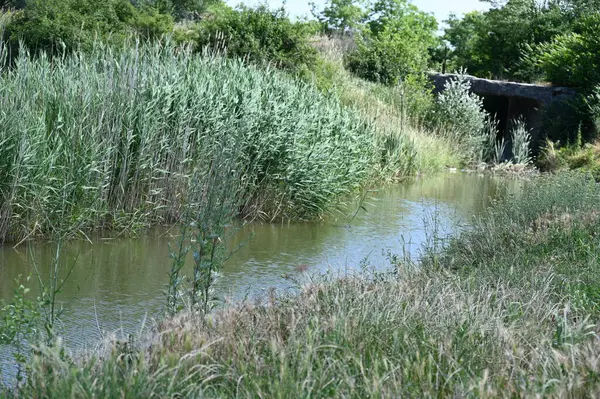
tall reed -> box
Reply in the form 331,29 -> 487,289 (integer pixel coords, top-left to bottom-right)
0,40 -> 380,244
510,117 -> 532,165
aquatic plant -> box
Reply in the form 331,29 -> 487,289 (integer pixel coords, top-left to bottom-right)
0,40 -> 380,244
0,275 -> 39,385
510,117 -> 532,165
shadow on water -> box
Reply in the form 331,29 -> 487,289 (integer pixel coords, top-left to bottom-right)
0,173 -> 523,379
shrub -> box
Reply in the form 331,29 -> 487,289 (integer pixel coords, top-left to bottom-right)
151,0 -> 221,20
345,3 -> 436,85
6,0 -> 173,55
131,6 -> 175,40
510,117 -> 532,165
531,13 -> 600,88
433,73 -> 494,164
194,5 -> 317,73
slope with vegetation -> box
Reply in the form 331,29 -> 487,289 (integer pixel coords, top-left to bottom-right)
0,41 -> 388,244
3,0 -> 599,395
0,0 -> 512,244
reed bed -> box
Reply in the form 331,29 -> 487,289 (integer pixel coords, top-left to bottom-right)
0,41 -> 383,244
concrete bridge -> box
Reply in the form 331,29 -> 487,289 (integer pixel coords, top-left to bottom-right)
429,73 -> 579,153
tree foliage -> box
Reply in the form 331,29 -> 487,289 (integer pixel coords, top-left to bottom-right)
194,5 -> 317,73
311,0 -> 367,34
343,0 -> 437,85
6,0 -> 173,55
527,13 -> 600,88
443,0 -> 599,82
148,0 -> 222,20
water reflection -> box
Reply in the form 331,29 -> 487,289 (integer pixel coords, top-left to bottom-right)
0,173 -> 521,356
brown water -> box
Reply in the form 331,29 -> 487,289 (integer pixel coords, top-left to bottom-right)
0,173 -> 520,376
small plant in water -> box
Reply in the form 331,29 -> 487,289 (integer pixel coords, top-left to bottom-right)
0,275 -> 40,385
510,117 -> 532,165
30,239 -> 76,345
167,135 -> 247,316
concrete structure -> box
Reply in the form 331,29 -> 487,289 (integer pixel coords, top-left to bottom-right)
429,73 -> 579,154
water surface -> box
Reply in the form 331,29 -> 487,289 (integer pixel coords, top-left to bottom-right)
0,173 -> 520,369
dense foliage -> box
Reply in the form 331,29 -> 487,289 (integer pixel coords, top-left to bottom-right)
151,0 -> 221,20
443,0 -> 600,88
432,74 -> 500,164
5,0 -> 173,54
525,13 -> 600,88
343,0 -> 437,85
191,5 -> 318,73
311,0 -> 366,34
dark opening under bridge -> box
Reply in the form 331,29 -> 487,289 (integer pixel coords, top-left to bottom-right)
429,73 -> 579,155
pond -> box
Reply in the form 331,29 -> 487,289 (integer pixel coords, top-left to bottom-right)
0,173 -> 521,379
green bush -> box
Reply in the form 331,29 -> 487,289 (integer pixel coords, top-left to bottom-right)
297,55 -> 342,92
531,13 -> 600,88
151,0 -> 221,20
432,73 -> 495,164
131,6 -> 175,40
6,0 -> 173,55
193,5 -> 317,73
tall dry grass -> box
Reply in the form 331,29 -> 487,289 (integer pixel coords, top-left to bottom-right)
309,35 -> 463,176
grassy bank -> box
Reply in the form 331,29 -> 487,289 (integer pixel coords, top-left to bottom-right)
538,138 -> 600,181
310,36 -> 463,175
0,42 -> 390,245
8,172 -> 600,397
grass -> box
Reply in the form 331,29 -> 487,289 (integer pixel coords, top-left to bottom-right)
0,40 -> 394,245
537,138 -> 600,180
0,34 -> 472,246
7,172 -> 600,397
334,72 -> 462,175
308,35 -> 463,177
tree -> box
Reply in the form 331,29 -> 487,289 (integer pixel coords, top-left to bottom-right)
150,0 -> 222,20
346,0 -> 437,84
443,12 -> 488,76
532,13 -> 600,88
443,0 -> 574,80
365,0 -> 433,36
310,0 -> 367,34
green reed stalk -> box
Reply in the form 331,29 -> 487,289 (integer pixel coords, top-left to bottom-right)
0,40 -> 380,245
